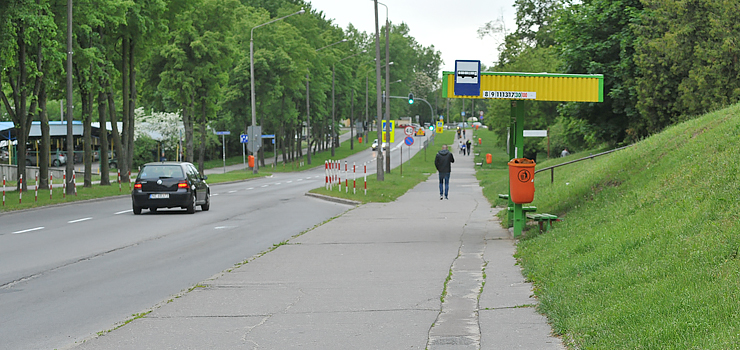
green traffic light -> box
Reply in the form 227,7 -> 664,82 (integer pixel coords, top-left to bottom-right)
408,93 -> 414,104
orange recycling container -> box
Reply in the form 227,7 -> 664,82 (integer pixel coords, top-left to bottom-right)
508,158 -> 535,204
358,136 -> 363,144
248,155 -> 255,168
486,153 -> 492,164
478,138 -> 482,145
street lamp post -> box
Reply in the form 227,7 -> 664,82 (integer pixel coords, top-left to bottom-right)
373,0 -> 384,181
307,39 -> 347,165
250,8 -> 304,174
331,50 -> 366,157
378,1 -> 391,173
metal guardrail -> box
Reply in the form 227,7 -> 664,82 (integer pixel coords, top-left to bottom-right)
534,144 -> 633,183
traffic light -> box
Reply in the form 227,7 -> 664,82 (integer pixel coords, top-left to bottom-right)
408,93 -> 414,104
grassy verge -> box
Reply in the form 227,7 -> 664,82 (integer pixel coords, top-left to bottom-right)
310,131 -> 455,203
489,104 -> 740,348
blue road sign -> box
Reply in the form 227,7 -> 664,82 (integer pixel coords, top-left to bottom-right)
215,131 -> 231,135
240,134 -> 248,143
404,136 -> 414,146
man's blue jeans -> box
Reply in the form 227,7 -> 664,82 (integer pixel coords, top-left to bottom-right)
438,172 -> 450,197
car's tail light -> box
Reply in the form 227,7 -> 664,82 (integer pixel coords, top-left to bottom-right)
134,182 -> 142,189
178,181 -> 188,189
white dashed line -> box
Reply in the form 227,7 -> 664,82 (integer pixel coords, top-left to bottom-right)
228,190 -> 237,193
12,227 -> 45,234
296,179 -> 303,181
247,187 -> 254,190
212,193 -> 220,196
68,217 -> 92,224
114,209 -> 133,215
287,181 -> 293,183
261,185 -> 268,188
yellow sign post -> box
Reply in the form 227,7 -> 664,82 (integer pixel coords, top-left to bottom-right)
382,120 -> 395,143
443,71 -> 603,237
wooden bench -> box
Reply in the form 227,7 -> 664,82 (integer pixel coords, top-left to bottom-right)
526,213 -> 559,232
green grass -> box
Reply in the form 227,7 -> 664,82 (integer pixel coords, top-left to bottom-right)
310,130 -> 456,203
476,104 -> 740,349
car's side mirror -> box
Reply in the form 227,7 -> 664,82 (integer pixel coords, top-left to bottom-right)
202,175 -> 208,181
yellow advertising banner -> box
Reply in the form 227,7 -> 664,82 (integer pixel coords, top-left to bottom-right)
442,71 -> 603,102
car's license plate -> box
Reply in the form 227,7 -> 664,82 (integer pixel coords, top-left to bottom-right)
150,194 -> 169,199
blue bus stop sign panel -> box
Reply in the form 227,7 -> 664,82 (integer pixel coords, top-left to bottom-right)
454,60 -> 481,96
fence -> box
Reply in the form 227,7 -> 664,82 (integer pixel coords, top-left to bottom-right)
534,144 -> 633,183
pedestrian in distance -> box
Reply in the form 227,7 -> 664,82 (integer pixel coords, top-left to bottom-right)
561,148 -> 570,157
435,144 -> 455,200
466,139 -> 472,156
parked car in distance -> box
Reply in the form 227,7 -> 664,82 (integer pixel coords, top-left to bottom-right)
25,150 -> 67,167
371,139 -> 387,151
131,162 -> 210,214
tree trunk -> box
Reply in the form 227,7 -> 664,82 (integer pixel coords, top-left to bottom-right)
39,81 -> 49,188
127,38 -> 136,173
121,36 -> 130,181
107,89 -> 124,181
98,90 -> 110,185
197,102 -> 206,173
182,100 -> 195,162
81,83 -> 93,187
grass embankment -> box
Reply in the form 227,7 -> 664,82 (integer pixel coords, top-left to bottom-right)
310,130 -> 456,203
491,104 -> 740,348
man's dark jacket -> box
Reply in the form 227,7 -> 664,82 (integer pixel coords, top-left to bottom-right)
435,149 -> 455,173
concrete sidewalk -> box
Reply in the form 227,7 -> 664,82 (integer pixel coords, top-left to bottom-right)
73,136 -> 564,349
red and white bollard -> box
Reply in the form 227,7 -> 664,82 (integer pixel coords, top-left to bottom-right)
19,174 -> 23,204
63,172 -> 66,199
50,173 -> 53,200
35,172 -> 38,202
325,161 -> 329,190
2,175 -> 5,206
117,169 -> 121,193
353,162 -> 356,195
344,161 -> 348,193
364,162 -> 367,196
73,170 -> 77,196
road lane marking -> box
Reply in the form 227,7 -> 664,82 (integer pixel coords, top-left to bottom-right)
12,227 -> 45,234
247,187 -> 254,190
114,209 -> 132,215
228,190 -> 237,193
261,185 -> 268,188
275,183 -> 281,185
68,217 -> 92,224
212,193 -> 219,196
296,179 -> 303,181
287,181 -> 293,183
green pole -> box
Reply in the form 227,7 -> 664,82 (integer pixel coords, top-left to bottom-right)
512,100 -> 526,237
507,101 -> 516,228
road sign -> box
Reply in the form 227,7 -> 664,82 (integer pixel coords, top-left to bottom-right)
240,134 -> 248,143
436,121 -> 444,134
404,136 -> 414,146
404,126 -> 414,136
215,131 -> 231,135
454,60 -> 481,96
381,120 -> 395,143
247,126 -> 261,153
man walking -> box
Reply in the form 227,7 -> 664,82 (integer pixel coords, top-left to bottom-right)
434,144 -> 455,200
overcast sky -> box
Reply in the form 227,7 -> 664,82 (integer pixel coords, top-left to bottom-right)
307,0 -> 518,71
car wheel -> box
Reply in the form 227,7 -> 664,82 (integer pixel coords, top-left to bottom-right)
109,162 -> 117,169
52,159 -> 60,167
150,207 -> 157,212
133,204 -> 142,215
186,193 -> 196,214
201,192 -> 210,211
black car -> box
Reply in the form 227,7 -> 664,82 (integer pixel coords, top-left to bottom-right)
131,162 -> 210,214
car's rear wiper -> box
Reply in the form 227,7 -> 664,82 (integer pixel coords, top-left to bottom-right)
159,176 -> 172,179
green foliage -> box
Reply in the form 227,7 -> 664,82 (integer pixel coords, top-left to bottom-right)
503,104 -> 740,348
633,0 -> 740,135
132,134 -> 158,168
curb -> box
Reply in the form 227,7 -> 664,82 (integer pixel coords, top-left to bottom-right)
304,192 -> 361,206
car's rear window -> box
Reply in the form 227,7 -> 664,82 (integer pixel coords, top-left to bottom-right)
139,165 -> 184,179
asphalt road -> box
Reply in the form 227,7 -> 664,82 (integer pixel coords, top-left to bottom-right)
0,128 -> 433,350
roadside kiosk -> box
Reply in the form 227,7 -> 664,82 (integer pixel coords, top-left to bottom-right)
442,60 -> 603,237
